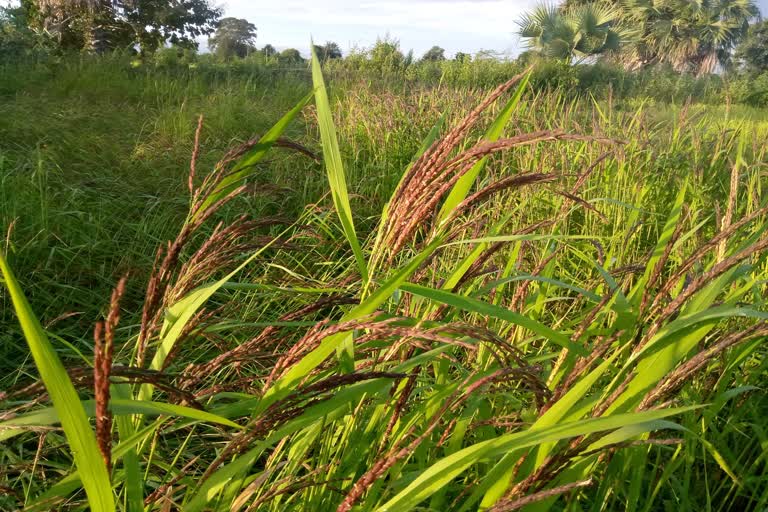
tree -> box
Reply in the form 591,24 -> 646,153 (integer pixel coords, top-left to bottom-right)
735,20 -> 768,74
369,35 -> 405,70
120,0 -> 221,53
558,0 -> 759,74
421,45 -> 445,61
616,0 -> 758,74
516,50 -> 539,66
313,41 -> 342,61
262,43 -> 276,58
21,0 -> 117,51
1,4 -> 55,58
24,0 -> 221,53
278,47 -> 303,64
454,51 -> 471,63
208,17 -> 256,60
518,2 -> 629,62
404,48 -> 414,67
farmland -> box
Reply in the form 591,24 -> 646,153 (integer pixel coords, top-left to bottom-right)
1,52 -> 767,511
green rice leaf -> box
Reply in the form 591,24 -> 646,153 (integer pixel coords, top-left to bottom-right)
30,419 -> 165,509
184,376 -> 404,511
192,90 -> 314,221
628,182 -> 687,304
0,251 -> 115,512
401,283 -> 586,355
311,43 -> 368,285
140,233 -> 285,400
112,384 -> 143,512
478,353 -> 619,508
0,398 -> 240,441
377,406 -> 697,511
258,237 -> 444,414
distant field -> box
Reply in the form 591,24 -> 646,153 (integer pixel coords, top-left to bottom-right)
1,56 -> 766,511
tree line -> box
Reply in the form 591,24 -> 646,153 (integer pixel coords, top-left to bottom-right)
0,3 -> 472,65
1,0 -> 767,78
520,0 -> 766,76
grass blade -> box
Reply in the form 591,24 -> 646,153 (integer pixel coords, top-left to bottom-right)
377,406 -> 698,511
0,251 -> 115,512
259,238 -> 444,412
311,43 -> 368,284
401,283 -> 586,355
192,90 -> 314,221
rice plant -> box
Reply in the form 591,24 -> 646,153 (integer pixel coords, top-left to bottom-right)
0,51 -> 766,512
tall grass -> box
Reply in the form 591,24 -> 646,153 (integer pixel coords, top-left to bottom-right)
0,55 -> 313,367
0,53 -> 766,511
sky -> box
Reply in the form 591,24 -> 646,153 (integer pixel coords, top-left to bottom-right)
3,0 -> 767,58
217,0 -> 542,58
218,0 -> 768,58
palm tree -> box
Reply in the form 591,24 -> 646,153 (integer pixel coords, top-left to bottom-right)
620,0 -> 759,74
518,2 -> 632,62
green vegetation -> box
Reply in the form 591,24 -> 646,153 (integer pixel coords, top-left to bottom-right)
558,0 -> 758,74
314,41 -> 343,62
422,45 -> 446,62
19,0 -> 221,53
736,18 -> 768,74
1,1 -> 767,511
208,17 -> 258,60
1,50 -> 766,511
518,3 -> 629,61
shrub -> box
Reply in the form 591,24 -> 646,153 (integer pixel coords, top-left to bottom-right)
153,45 -> 197,69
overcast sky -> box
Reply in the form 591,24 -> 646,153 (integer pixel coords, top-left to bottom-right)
3,0 -> 766,57
219,0 -> 768,58
218,0 -> 540,58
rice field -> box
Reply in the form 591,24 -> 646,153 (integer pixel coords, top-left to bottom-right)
1,54 -> 767,511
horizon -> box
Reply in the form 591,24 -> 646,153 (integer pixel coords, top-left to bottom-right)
3,0 -> 767,58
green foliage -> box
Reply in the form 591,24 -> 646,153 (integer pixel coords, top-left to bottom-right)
524,0 -> 759,74
454,51 -> 471,63
278,47 -> 304,64
0,5 -> 55,61
0,54 -> 767,512
519,2 -> 630,61
22,0 -> 221,53
314,41 -> 342,62
619,0 -> 759,74
262,43 -> 277,58
208,17 -> 257,60
311,47 -> 367,283
365,35 -> 406,72
735,19 -> 768,74
152,45 -> 197,68
422,45 -> 446,61
0,252 -> 114,511
729,70 -> 768,107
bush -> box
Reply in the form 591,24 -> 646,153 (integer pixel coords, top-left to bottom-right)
153,45 -> 197,69
0,6 -> 55,62
575,62 -> 629,96
530,59 -> 578,91
744,72 -> 768,107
